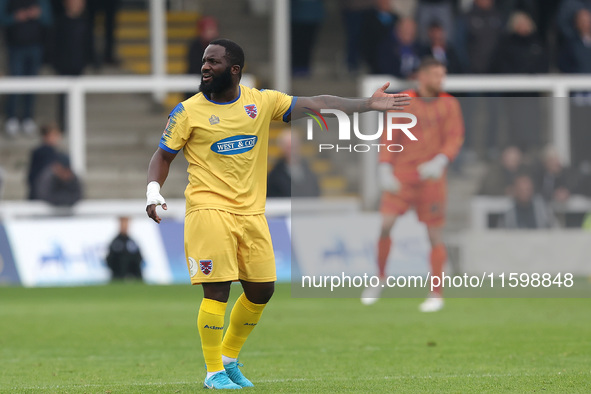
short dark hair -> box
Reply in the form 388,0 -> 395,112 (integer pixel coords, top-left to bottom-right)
209,38 -> 245,74
41,123 -> 60,137
418,56 -> 446,71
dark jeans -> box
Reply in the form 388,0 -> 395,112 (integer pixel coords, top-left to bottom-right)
6,45 -> 43,119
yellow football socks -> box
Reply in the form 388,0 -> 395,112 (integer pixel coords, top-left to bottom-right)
198,298 -> 227,372
222,293 -> 266,359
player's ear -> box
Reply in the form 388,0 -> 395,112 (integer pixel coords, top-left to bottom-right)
231,65 -> 241,75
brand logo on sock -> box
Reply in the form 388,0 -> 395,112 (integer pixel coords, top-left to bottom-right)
200,259 -> 213,275
243,322 -> 257,326
203,324 -> 224,330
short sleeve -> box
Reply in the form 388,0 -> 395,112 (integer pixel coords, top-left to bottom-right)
265,90 -> 298,123
159,103 -> 190,154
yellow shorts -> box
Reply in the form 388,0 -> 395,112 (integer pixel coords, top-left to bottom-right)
184,209 -> 276,285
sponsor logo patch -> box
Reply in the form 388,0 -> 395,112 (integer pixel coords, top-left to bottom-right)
209,115 -> 220,125
244,104 -> 258,119
211,135 -> 258,155
199,259 -> 213,275
203,324 -> 224,330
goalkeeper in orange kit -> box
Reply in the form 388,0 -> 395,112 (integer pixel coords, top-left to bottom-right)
362,58 -> 464,312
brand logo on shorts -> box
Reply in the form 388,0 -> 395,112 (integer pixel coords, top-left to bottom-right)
211,135 -> 258,155
200,259 -> 213,275
188,257 -> 199,277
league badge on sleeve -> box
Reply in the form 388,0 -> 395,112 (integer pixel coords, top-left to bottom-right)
199,259 -> 213,275
244,104 -> 258,119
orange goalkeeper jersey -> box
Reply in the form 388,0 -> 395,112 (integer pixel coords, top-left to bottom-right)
379,89 -> 464,182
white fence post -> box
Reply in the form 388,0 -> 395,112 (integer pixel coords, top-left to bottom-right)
150,0 -> 167,102
68,84 -> 86,176
272,0 -> 290,93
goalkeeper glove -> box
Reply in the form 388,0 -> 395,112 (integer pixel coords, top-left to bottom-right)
378,163 -> 401,193
146,181 -> 167,208
417,154 -> 449,180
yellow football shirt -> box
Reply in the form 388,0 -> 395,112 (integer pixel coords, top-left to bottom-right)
159,85 -> 296,215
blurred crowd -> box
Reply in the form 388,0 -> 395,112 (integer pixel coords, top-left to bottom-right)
478,144 -> 591,228
291,0 -> 591,77
0,0 -> 120,136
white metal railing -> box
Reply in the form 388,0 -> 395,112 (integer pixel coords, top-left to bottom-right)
359,74 -> 591,208
0,74 -> 255,176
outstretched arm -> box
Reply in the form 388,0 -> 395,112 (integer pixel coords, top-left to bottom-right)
146,147 -> 176,223
287,82 -> 410,121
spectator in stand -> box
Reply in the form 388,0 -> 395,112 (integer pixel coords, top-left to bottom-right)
187,16 -> 219,76
27,123 -> 63,200
479,145 -> 528,196
559,8 -> 591,73
416,0 -> 455,45
51,0 -> 90,130
341,0 -> 375,73
86,0 -> 120,67
0,0 -> 53,137
490,11 -> 549,74
377,17 -> 421,78
419,21 -> 463,74
459,0 -> 504,74
361,0 -> 398,74
558,0 -> 591,44
490,12 -> 548,149
291,0 -> 324,77
532,146 -> 575,203
106,217 -> 144,281
267,129 -> 320,198
186,16 -> 219,98
27,123 -> 82,206
35,153 -> 82,206
501,173 -> 555,229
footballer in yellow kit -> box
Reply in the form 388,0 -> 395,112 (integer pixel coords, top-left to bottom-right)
159,86 -> 295,285
146,38 -> 410,389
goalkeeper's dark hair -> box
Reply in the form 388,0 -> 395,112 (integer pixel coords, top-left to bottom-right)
418,56 -> 446,71
210,38 -> 245,76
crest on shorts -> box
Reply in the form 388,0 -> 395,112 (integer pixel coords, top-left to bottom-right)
199,259 -> 213,275
244,104 -> 257,119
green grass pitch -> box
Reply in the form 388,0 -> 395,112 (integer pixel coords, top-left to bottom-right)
1,283 -> 590,393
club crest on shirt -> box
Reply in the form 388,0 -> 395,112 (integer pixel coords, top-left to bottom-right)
209,115 -> 220,125
199,259 -> 213,275
244,104 -> 258,119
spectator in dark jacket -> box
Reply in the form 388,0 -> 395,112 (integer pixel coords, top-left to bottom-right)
0,0 -> 53,137
378,17 -> 421,78
459,0 -> 504,74
558,0 -> 591,42
267,129 -> 320,198
361,0 -> 398,74
502,173 -> 555,229
106,217 -> 143,281
419,21 -> 463,74
291,0 -> 324,77
560,8 -> 591,73
51,0 -> 90,130
532,146 -> 575,203
27,123 -> 62,200
479,145 -> 528,196
185,16 -> 219,98
490,11 -> 549,74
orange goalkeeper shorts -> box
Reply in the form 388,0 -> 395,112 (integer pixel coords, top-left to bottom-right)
380,178 -> 447,227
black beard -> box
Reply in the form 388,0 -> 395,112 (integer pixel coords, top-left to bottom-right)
200,67 -> 233,97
